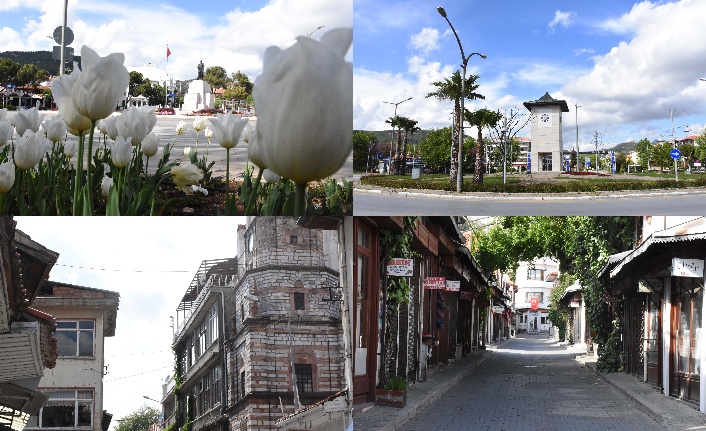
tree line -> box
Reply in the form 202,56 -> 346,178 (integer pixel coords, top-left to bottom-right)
0,57 -> 49,89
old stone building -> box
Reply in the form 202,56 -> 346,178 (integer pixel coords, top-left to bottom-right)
227,217 -> 344,431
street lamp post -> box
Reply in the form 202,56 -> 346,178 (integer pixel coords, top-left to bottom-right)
383,97 -> 412,175
575,103 -> 580,172
437,6 -> 486,193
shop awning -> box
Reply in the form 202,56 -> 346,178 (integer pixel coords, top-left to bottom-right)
609,217 -> 706,279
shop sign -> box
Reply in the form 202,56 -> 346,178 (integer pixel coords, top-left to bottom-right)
491,305 -> 505,314
459,291 -> 474,301
530,297 -> 539,310
387,258 -> 413,276
446,280 -> 460,291
424,277 -> 446,290
672,258 -> 704,278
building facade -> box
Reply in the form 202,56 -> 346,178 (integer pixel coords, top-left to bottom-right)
514,258 -> 558,333
0,220 -> 59,431
600,216 -> 706,413
27,282 -> 120,431
227,217 -> 344,431
523,93 -> 569,172
352,217 -> 491,406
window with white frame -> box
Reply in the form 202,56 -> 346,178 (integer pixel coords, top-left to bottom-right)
208,305 -> 218,346
55,321 -> 94,357
197,320 -> 207,358
32,390 -> 93,428
212,365 -> 222,407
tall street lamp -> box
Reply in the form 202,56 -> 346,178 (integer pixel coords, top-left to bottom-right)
437,6 -> 486,193
574,103 -> 580,172
383,97 -> 412,175
500,123 -> 508,184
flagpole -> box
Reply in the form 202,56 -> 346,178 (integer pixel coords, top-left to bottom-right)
165,42 -> 169,107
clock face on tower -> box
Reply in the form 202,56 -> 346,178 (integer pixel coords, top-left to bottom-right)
540,113 -> 550,123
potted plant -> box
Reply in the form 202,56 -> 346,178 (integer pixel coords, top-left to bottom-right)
375,376 -> 408,408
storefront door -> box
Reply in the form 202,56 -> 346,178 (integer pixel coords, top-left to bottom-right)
669,279 -> 702,403
645,295 -> 661,385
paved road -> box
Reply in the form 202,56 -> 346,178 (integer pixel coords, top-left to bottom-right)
354,189 -> 706,215
398,334 -> 665,431
7,111 -> 353,180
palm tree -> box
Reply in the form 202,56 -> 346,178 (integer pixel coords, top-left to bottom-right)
465,108 -> 503,184
399,117 -> 420,175
385,115 -> 404,175
427,70 -> 484,185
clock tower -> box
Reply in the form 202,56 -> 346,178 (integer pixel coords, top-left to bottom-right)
523,92 -> 569,172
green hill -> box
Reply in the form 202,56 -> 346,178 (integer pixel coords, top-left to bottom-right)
0,51 -> 80,76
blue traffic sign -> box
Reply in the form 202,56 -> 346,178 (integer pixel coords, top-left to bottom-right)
377,152 -> 383,160
670,148 -> 681,159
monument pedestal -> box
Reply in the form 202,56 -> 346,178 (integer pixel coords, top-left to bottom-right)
183,80 -> 214,112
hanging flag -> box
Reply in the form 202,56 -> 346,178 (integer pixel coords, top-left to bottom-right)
167,46 -> 172,58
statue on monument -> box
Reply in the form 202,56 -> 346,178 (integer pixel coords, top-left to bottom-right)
197,61 -> 204,79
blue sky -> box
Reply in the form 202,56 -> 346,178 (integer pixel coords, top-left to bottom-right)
354,0 -> 706,149
0,0 -> 351,82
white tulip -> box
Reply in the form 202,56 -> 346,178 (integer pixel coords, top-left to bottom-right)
176,120 -> 186,135
101,175 -> 114,197
253,27 -> 352,184
42,116 -> 67,143
209,112 -> 249,150
52,66 -> 93,135
183,146 -> 192,156
190,184 -> 208,195
171,164 -> 204,194
14,130 -> 50,170
0,109 -> 7,122
12,107 -> 43,137
72,46 -> 130,121
63,141 -> 78,159
111,136 -> 133,168
0,162 -> 15,193
0,120 -> 13,147
204,127 -> 213,139
193,117 -> 208,132
141,132 -> 160,158
116,106 -> 156,146
263,168 -> 281,183
241,122 -> 254,143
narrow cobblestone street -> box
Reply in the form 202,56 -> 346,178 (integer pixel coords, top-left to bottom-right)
398,334 -> 666,431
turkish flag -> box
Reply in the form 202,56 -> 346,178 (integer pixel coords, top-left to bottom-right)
530,297 -> 539,310
167,46 -> 172,58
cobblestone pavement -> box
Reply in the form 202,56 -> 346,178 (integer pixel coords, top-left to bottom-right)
397,334 -> 666,431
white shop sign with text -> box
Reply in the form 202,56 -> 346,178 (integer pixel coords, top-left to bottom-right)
387,258 -> 414,276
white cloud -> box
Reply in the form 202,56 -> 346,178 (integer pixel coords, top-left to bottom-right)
4,0 -> 351,80
548,10 -> 576,32
573,48 -> 595,56
560,0 -> 706,141
409,27 -> 439,56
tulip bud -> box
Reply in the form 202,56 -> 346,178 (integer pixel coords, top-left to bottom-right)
204,127 -> 213,139
176,120 -> 186,135
0,120 -> 13,148
0,162 -> 15,193
52,69 -> 92,135
111,136 -> 133,168
142,132 -> 160,158
117,106 -> 156,146
193,117 -> 208,132
64,141 -> 78,159
42,116 -> 68,143
263,168 -> 280,183
183,146 -> 192,156
101,175 -> 113,197
14,130 -> 50,170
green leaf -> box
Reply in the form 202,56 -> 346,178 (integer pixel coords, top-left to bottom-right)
106,186 -> 121,216
81,185 -> 92,216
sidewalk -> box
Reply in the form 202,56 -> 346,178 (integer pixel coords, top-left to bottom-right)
571,345 -> 706,430
353,339 -> 509,431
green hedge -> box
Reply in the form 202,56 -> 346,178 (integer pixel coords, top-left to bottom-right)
360,175 -> 706,193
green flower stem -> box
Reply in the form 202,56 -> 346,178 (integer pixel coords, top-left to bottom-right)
17,169 -> 24,215
86,121 -> 97,215
225,147 -> 230,197
295,182 -> 307,215
72,132 -> 85,215
244,167 -> 263,215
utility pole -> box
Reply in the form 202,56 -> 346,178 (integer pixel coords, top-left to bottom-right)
593,130 -> 601,173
